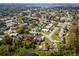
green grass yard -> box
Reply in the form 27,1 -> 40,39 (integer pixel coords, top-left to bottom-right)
41,31 -> 50,35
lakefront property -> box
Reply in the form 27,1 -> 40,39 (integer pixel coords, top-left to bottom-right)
0,3 -> 79,56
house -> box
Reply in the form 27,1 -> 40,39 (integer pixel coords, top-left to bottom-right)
32,27 -> 38,32
10,33 -> 18,37
46,23 -> 53,29
56,16 -> 60,19
60,17 -> 66,22
55,16 -> 60,21
58,32 -> 64,41
16,34 -> 24,39
62,22 -> 68,32
0,13 -> 2,18
21,10 -> 31,16
77,13 -> 79,17
5,20 -> 14,27
42,29 -> 49,32
4,28 -> 16,35
42,23 -> 53,32
39,42 -> 49,51
57,23 -> 63,27
41,36 -> 45,40
33,37 -> 42,43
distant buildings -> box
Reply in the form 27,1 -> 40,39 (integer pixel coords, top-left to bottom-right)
0,7 -> 76,52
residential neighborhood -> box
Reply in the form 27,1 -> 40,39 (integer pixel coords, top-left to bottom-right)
0,3 -> 79,56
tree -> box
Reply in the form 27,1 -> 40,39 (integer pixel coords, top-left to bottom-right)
12,38 -> 20,50
0,40 -> 3,46
24,33 -> 33,41
0,45 -> 10,56
22,40 -> 32,48
14,48 -> 26,56
64,20 -> 77,55
65,31 -> 76,50
2,35 -> 13,45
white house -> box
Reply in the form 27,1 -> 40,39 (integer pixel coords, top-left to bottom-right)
46,23 -> 53,29
42,29 -> 49,32
10,33 -> 18,37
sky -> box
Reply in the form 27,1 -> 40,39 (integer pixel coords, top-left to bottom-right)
0,0 -> 79,3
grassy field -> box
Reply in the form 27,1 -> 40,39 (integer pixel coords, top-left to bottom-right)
41,31 -> 50,35
52,34 -> 59,40
44,37 -> 54,48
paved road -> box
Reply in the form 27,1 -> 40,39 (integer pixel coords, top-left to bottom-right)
41,27 -> 59,50
49,27 -> 58,37
30,27 -> 59,50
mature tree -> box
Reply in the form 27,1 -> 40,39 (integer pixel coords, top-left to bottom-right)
64,19 -> 77,55
0,45 -> 10,56
3,35 -> 13,45
14,47 -> 26,56
65,32 -> 76,50
22,40 -> 32,48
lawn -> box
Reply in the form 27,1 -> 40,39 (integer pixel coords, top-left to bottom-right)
44,37 -> 54,49
52,34 -> 59,40
52,34 -> 62,48
41,31 -> 50,35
